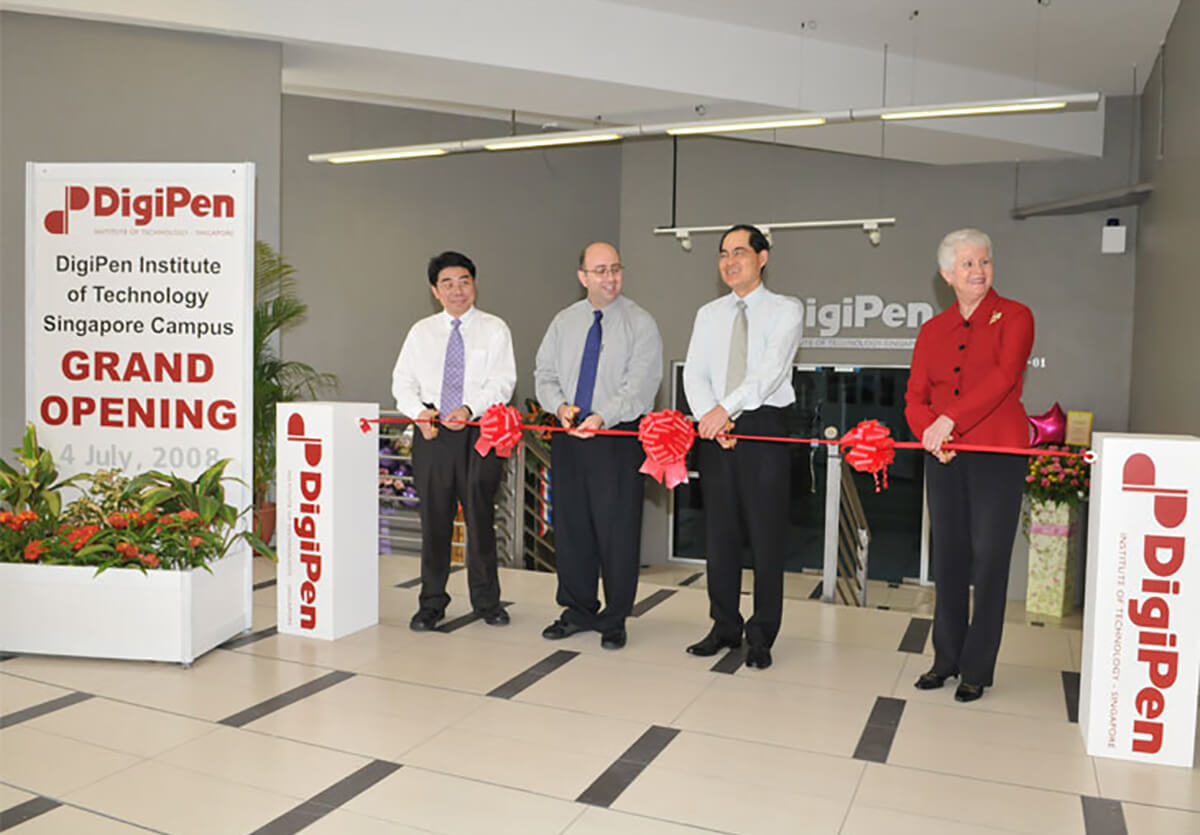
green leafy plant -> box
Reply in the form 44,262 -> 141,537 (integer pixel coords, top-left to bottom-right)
0,423 -> 80,518
2,451 -> 272,573
253,241 -> 337,506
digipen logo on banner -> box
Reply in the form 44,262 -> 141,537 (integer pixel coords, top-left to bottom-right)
1121,453 -> 1187,755
287,413 -> 325,631
43,184 -> 236,234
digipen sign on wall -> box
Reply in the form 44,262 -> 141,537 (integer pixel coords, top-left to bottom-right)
24,163 -> 254,506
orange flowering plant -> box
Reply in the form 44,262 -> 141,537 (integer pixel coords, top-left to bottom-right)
1,424 -> 272,573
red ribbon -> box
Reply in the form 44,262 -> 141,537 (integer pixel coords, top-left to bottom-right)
840,419 -> 896,492
474,404 -> 525,458
637,410 -> 696,488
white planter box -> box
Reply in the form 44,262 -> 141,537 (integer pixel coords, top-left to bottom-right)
0,547 -> 252,664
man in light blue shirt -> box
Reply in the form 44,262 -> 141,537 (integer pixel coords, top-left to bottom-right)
535,242 -> 663,650
682,225 -> 803,670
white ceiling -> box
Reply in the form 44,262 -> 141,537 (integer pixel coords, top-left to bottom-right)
1,0 -> 1180,164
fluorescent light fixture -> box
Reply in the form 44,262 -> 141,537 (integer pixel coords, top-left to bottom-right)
856,92 -> 1100,122
484,132 -> 622,151
308,93 -> 1101,163
326,148 -> 447,163
666,116 -> 827,135
881,101 -> 1066,121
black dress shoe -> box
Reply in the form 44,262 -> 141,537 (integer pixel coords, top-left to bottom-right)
542,616 -> 587,640
954,682 -> 986,702
686,632 -> 742,657
480,606 -> 510,626
409,607 -> 443,632
745,646 -> 772,670
914,670 -> 958,690
600,627 -> 627,650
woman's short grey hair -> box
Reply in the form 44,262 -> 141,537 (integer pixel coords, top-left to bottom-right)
937,228 -> 993,273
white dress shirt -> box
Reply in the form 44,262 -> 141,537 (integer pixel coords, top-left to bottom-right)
534,295 -> 663,428
682,283 -> 803,418
391,306 -> 516,418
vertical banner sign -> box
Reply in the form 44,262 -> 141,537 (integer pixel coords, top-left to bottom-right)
276,402 -> 379,641
1080,433 -> 1200,768
25,163 -> 254,511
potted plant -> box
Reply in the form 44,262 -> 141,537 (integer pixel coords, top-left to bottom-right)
253,241 -> 337,547
1023,445 -> 1091,618
1,424 -> 270,663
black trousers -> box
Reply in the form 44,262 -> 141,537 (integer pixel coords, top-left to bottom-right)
925,452 -> 1026,686
698,406 -> 790,648
550,421 -> 644,632
411,426 -> 504,614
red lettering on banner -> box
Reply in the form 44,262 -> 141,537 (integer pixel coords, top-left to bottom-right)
287,414 -> 325,632
44,184 -> 236,233
59,351 -> 213,383
1122,452 -> 1188,755
39,395 -> 237,430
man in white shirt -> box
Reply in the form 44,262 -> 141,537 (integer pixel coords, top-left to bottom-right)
682,225 -> 803,670
391,251 -> 517,631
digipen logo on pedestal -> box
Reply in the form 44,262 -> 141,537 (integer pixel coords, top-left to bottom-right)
43,184 -> 236,234
287,414 -> 324,631
1121,453 -> 1187,755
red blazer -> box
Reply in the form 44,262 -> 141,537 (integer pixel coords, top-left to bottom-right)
905,288 -> 1034,447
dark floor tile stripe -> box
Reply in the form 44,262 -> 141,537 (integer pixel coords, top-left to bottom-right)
0,796 -> 61,831
852,696 -> 906,763
897,617 -> 933,654
250,760 -> 402,835
576,725 -> 680,807
1062,670 -> 1082,724
808,580 -> 824,600
1081,796 -> 1128,835
678,572 -> 703,586
0,691 -> 93,729
630,589 -> 676,617
436,601 -> 513,634
396,565 -> 462,588
218,670 -> 354,727
488,649 -> 579,699
709,647 -> 747,674
253,578 -> 277,591
220,626 -> 278,650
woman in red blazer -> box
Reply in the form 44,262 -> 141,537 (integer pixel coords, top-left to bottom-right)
905,228 -> 1034,703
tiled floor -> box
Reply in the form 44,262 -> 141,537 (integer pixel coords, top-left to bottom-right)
1,554 -> 1197,834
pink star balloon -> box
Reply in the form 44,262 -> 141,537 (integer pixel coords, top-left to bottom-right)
1028,402 -> 1067,446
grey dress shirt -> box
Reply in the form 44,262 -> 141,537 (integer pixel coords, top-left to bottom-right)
534,295 -> 663,428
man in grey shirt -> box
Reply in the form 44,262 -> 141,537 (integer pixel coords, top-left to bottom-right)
535,241 -> 663,649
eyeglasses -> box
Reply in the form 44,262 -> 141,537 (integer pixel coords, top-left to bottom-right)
582,263 -> 623,277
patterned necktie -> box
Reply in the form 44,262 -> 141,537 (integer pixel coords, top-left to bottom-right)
725,300 -> 748,396
440,318 -> 464,415
574,309 -> 604,416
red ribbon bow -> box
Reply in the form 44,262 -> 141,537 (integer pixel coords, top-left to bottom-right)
840,419 -> 895,492
474,404 -> 524,458
638,410 -> 695,488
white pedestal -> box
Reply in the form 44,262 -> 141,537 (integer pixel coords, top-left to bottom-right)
1080,432 -> 1200,767
276,402 -> 379,640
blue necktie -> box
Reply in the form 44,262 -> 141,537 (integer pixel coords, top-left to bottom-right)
574,310 -> 603,417
439,318 -> 464,415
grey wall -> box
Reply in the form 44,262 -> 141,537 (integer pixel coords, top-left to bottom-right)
1130,3 -> 1200,433
280,95 -> 621,410
0,12 -> 282,457
620,100 -> 1141,565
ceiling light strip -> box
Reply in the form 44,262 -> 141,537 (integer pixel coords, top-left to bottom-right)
308,93 -> 1101,164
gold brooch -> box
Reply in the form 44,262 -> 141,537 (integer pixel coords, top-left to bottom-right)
989,310 -> 1002,325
